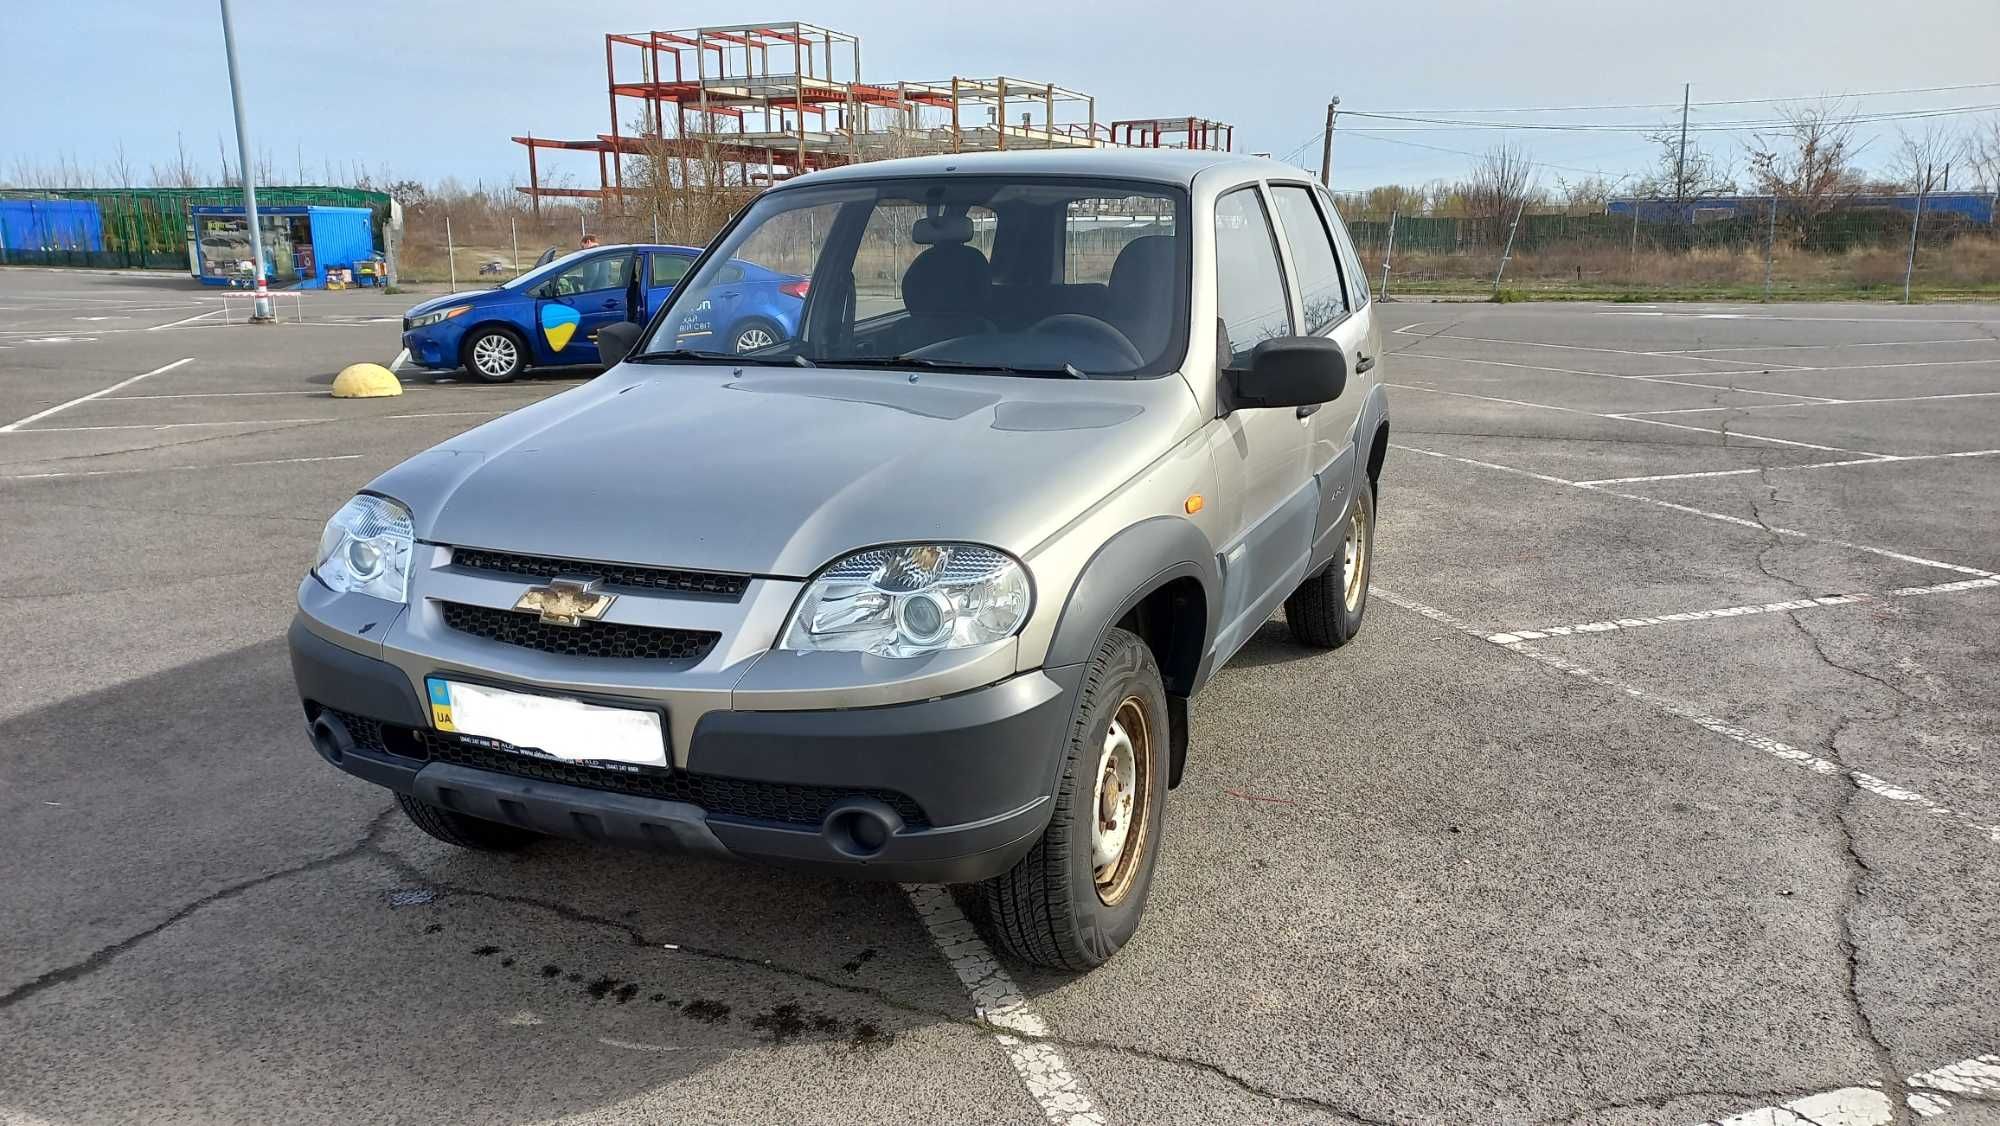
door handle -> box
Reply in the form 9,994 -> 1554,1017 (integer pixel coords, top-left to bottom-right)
1296,404 -> 1322,419
600,299 -> 619,310
1355,354 -> 1376,373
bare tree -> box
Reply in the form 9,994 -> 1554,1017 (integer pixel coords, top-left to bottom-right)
1462,142 -> 1537,226
108,141 -> 136,188
149,133 -> 202,188
1893,124 -> 1964,195
1555,174 -> 1617,215
1966,115 -> 2000,193
1744,101 -> 1865,243
1633,128 -> 1735,202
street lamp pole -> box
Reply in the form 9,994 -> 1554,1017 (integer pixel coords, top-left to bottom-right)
218,0 -> 272,322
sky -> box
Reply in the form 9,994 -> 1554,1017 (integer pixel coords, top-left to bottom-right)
7,0 -> 2000,195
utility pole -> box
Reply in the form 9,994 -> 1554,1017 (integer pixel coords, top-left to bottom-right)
1319,96 -> 1340,185
1673,83 -> 1690,224
218,0 -> 272,322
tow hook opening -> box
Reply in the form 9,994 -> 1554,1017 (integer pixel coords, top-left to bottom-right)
310,712 -> 354,765
823,801 -> 903,859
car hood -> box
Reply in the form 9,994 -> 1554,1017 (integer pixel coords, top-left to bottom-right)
367,365 -> 1203,577
404,289 -> 508,318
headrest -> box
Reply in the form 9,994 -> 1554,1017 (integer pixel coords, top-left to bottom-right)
1110,235 -> 1177,293
901,243 -> 992,314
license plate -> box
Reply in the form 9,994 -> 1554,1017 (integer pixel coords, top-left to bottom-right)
425,678 -> 666,768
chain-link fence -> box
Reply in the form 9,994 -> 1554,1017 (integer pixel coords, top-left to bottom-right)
1348,201 -> 2000,300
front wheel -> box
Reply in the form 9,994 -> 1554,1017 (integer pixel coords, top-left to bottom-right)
463,327 -> 527,383
1284,484 -> 1374,648
970,626 -> 1169,971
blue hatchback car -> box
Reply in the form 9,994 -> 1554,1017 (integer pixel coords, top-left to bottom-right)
400,243 -> 806,382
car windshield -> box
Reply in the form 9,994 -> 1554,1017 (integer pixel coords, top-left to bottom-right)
501,248 -> 595,292
634,175 -> 1190,377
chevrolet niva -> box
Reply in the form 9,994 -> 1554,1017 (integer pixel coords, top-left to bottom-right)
291,149 -> 1388,970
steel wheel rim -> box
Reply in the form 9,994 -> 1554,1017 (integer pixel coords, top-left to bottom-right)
1093,696 -> 1152,906
1342,504 -> 1369,612
734,327 -> 775,352
472,334 -> 516,377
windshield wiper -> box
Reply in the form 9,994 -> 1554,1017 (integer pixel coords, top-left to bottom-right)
625,349 -> 757,365
839,356 -> 1087,379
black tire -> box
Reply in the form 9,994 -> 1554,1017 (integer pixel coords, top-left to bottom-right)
728,318 -> 784,354
462,326 -> 528,383
1284,483 -> 1375,648
970,626 -> 1169,971
395,792 -> 538,851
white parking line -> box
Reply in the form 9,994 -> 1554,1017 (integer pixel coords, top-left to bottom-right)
1574,448 -> 2000,486
1393,351 -> 1826,399
1387,383 -> 1882,456
1,454 -> 364,481
1486,578 -> 2000,644
0,409 -> 506,434
1392,443 -> 1998,578
147,308 -> 223,331
1652,336 -> 2000,355
1701,1053 -> 2000,1124
0,357 -> 194,433
1373,586 -> 2000,845
1390,325 -> 1787,369
1624,391 -> 2000,416
904,886 -> 1106,1126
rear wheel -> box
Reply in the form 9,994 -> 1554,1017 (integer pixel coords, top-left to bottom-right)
970,626 -> 1168,971
729,319 -> 783,354
1284,484 -> 1374,648
464,327 -> 527,382
395,792 -> 538,851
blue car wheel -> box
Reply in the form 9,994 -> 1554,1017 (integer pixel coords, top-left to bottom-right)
728,317 -> 785,354
464,326 -> 528,382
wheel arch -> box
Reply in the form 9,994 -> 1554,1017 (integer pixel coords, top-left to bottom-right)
1043,517 -> 1221,788
458,320 -> 532,371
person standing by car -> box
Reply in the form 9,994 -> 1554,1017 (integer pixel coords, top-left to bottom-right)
580,233 -> 600,251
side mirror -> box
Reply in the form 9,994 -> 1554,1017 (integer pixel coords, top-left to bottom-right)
1226,336 -> 1347,411
596,320 -> 643,368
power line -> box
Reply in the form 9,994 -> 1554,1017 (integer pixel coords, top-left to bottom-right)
1341,101 -> 2000,134
1335,131 -> 1646,181
1358,80 -> 2000,116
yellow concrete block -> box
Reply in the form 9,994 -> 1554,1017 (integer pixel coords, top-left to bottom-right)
331,362 -> 403,398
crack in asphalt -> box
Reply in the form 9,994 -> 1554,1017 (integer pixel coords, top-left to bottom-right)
0,808 -> 1401,1124
0,804 -> 402,1011
1743,465 -> 1913,1126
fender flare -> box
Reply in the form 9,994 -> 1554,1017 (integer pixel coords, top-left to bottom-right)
1044,516 -> 1221,693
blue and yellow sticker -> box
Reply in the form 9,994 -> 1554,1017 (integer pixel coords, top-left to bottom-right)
425,678 -> 456,732
540,303 -> 581,351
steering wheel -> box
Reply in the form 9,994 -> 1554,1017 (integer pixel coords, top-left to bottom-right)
1025,314 -> 1144,370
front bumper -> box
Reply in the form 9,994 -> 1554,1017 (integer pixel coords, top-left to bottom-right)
400,328 -> 461,371
289,618 -> 1077,883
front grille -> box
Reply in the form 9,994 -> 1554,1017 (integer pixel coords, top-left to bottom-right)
315,706 -> 929,828
440,601 -> 718,662
449,546 -> 749,599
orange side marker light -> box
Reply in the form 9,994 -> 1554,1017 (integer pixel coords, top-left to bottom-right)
1184,494 -> 1204,514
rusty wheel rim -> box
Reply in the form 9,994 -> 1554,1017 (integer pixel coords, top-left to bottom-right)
1342,504 -> 1370,613
1092,696 -> 1153,906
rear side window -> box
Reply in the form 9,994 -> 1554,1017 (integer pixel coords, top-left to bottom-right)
1319,188 -> 1372,309
1213,188 -> 1295,365
651,253 -> 692,288
1269,185 -> 1348,333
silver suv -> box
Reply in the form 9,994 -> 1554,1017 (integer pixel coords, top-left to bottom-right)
290,150 -> 1389,970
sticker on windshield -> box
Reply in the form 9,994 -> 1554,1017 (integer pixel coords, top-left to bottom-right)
540,304 -> 581,351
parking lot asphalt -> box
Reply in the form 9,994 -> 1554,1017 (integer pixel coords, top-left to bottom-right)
1,267 -> 1996,1125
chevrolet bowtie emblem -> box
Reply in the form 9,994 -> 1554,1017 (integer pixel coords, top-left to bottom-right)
513,577 -> 614,627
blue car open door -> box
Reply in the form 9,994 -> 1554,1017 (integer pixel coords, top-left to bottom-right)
532,251 -> 639,364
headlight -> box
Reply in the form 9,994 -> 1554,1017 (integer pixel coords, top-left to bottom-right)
407,304 -> 470,329
781,544 -> 1032,657
313,495 -> 414,603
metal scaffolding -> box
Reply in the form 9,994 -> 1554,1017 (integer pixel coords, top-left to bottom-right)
512,21 -> 1232,212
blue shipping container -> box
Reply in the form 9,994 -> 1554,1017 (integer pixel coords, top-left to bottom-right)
0,198 -> 105,257
189,204 -> 378,288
